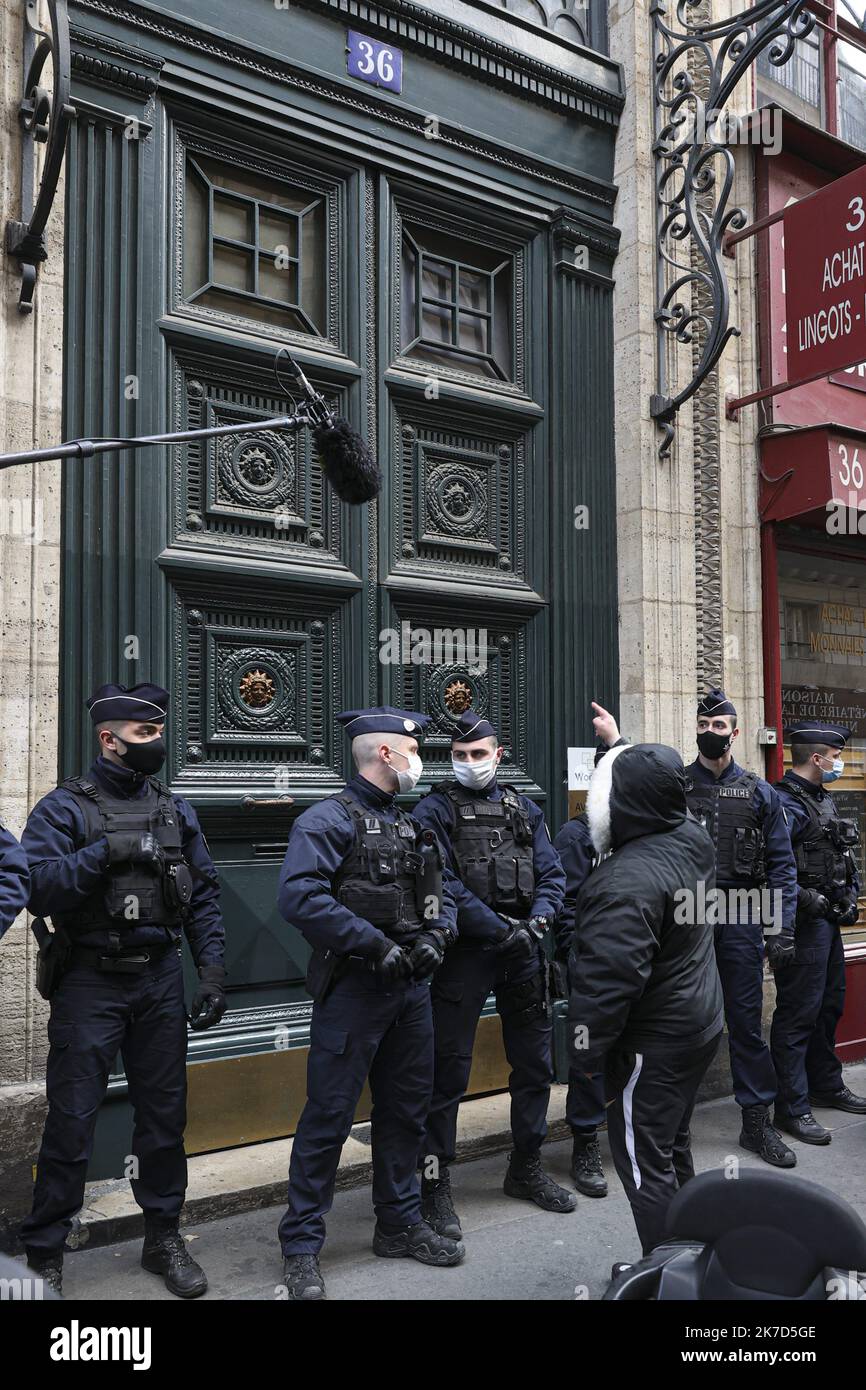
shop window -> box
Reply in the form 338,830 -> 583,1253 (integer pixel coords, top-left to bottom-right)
183,153 -> 326,335
400,224 -> 513,381
784,599 -> 822,661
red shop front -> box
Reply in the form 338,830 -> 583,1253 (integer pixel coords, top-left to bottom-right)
756,112 -> 866,1060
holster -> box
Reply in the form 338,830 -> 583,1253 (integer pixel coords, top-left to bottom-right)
31,918 -> 73,1001
305,947 -> 341,1004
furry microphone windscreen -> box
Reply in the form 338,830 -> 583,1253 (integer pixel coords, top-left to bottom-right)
313,417 -> 381,504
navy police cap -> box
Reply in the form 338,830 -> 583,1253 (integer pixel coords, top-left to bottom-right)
450,710 -> 497,745
337,706 -> 430,738
785,721 -> 851,750
87,682 -> 169,725
697,687 -> 737,719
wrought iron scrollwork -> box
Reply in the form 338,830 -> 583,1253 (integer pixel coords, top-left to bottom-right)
651,1 -> 815,457
5,1 -> 75,314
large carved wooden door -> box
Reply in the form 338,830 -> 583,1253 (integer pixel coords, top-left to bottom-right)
148,105 -> 553,1148
63,0 -> 623,1169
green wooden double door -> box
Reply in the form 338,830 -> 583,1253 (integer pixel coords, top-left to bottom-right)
61,0 -> 621,1164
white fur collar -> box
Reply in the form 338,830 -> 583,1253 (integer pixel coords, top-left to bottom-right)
586,743 -> 629,856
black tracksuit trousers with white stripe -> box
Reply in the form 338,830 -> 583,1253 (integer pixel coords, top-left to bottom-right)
605,1033 -> 722,1255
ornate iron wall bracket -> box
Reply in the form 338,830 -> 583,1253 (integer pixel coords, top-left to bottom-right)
651,0 -> 815,458
5,1 -> 75,314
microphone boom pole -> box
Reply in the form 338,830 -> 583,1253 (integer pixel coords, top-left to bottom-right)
0,348 -> 381,504
0,411 -> 308,471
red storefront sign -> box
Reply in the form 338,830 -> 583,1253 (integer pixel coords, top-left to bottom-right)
759,424 -> 866,521
757,134 -> 866,429
784,164 -> 866,386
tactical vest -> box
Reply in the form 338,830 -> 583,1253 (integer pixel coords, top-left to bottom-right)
443,781 -> 535,914
332,793 -> 441,945
776,777 -> 858,895
684,769 -> 766,886
54,777 -> 192,933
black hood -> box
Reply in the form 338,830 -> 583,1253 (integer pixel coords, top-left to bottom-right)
586,743 -> 688,854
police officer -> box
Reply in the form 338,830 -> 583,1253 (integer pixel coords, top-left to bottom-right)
20,683 -> 225,1297
684,689 -> 798,1168
553,702 -> 626,1197
278,707 -> 464,1301
414,710 -> 574,1240
772,722 -> 866,1143
0,819 -> 29,941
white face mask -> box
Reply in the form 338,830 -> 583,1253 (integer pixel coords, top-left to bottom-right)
385,746 -> 423,793
452,755 -> 498,790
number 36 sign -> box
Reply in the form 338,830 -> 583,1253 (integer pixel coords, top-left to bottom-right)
347,31 -> 403,93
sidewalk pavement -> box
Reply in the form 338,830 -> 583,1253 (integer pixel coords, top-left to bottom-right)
40,1062 -> 866,1301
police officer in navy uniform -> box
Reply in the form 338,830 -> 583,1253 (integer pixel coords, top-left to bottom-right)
278,706 -> 464,1302
413,711 -> 575,1241
684,689 -> 799,1168
772,722 -> 866,1144
20,683 -> 225,1297
0,820 -> 29,942
553,702 -> 626,1197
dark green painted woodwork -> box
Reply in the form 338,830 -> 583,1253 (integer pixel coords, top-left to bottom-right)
62,0 -> 621,1171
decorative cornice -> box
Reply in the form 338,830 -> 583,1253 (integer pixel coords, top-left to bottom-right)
291,0 -> 624,121
70,23 -> 163,100
72,0 -> 623,125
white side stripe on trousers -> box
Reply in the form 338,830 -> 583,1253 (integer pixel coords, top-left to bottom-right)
623,1054 -> 644,1192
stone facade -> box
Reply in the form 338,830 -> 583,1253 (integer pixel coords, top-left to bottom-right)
0,0 -> 64,1239
0,0 -> 789,1232
609,0 -> 765,764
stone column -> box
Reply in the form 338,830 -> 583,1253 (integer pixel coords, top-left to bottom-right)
0,0 -> 64,1245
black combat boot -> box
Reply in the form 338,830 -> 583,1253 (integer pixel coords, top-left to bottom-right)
503,1150 -> 577,1212
571,1134 -> 608,1197
373,1219 -> 465,1266
809,1084 -> 866,1114
141,1219 -> 208,1298
739,1105 -> 797,1168
420,1166 -> 462,1239
282,1254 -> 326,1300
25,1249 -> 63,1296
773,1109 -> 832,1145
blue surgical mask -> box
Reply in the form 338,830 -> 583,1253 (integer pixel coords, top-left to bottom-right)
820,757 -> 844,784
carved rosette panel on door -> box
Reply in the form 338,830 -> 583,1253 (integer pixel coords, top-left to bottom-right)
170,356 -> 346,562
172,582 -> 343,790
391,409 -> 530,588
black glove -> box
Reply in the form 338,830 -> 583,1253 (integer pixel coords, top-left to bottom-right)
798,888 -> 830,919
495,917 -> 536,959
105,831 -> 165,869
834,899 -> 860,927
766,934 -> 796,972
370,937 -> 411,986
407,929 -> 449,980
189,965 -> 227,1031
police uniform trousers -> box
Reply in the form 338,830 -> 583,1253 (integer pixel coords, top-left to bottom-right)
565,964 -> 606,1136
713,911 -> 777,1109
420,942 -> 553,1169
279,962 -> 433,1255
605,1034 -> 722,1256
771,915 -> 846,1116
20,950 -> 188,1255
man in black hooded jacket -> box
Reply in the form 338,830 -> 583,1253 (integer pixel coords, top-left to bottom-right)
567,743 -> 724,1255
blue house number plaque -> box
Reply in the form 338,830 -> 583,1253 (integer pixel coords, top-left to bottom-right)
347,31 -> 403,94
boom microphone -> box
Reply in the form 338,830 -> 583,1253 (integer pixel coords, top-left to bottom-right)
276,350 -> 381,505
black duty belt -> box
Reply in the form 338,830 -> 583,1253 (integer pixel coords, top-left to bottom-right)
70,941 -> 181,974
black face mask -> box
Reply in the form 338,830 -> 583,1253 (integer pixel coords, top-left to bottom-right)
697,730 -> 732,760
115,736 -> 166,775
